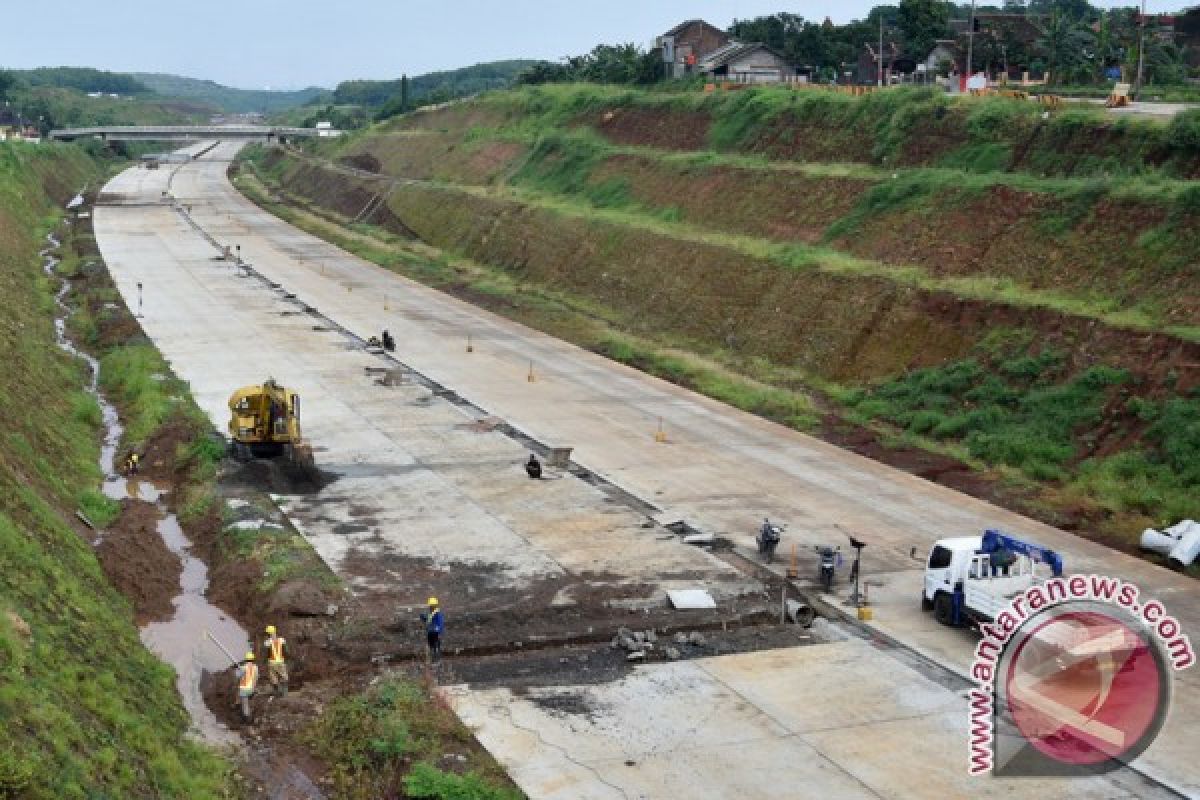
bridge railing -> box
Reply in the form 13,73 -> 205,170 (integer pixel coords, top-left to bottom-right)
47,126 -> 329,141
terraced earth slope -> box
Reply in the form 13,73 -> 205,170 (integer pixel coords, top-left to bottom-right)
236,83 -> 1200,565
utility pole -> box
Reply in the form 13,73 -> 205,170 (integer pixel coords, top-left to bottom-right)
1134,0 -> 1147,98
966,0 -> 977,81
878,13 -> 885,87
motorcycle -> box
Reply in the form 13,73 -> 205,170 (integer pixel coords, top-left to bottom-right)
815,545 -> 842,592
757,518 -> 784,563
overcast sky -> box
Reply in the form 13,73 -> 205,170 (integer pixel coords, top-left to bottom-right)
3,1 -> 1160,89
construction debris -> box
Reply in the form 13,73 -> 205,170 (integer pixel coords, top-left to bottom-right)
1141,520 -> 1200,568
667,589 -> 716,609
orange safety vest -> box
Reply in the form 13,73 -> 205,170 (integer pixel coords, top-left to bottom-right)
266,636 -> 285,664
239,662 -> 258,691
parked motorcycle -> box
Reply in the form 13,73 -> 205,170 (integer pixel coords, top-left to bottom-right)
816,545 -> 842,592
757,518 -> 784,563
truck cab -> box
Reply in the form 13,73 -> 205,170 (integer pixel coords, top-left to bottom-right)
923,536 -> 982,622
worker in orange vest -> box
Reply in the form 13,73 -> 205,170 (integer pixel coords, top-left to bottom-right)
236,651 -> 258,723
262,624 -> 288,697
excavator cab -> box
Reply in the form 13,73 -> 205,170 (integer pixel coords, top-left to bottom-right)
227,378 -> 312,469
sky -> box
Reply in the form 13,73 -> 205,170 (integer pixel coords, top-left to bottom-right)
3,1 -> 1165,89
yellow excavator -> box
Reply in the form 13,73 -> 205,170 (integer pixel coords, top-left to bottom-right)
227,378 -> 314,470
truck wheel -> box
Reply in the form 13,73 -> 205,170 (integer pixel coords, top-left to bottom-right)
921,592 -> 933,611
933,593 -> 954,626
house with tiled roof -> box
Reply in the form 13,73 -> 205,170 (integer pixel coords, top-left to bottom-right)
657,19 -> 731,78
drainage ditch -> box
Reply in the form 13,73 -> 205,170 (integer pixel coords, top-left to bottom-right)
43,226 -> 249,746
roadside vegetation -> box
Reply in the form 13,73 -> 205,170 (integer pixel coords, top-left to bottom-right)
0,142 -> 237,798
843,335 -> 1200,533
304,677 -> 520,800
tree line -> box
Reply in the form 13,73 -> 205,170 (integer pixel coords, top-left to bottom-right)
515,0 -> 1197,87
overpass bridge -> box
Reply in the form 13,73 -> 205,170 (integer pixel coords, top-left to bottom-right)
47,125 -> 334,142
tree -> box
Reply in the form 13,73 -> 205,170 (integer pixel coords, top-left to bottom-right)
1029,0 -> 1095,21
1039,9 -> 1096,83
0,70 -> 15,103
898,0 -> 951,59
1143,40 -> 1190,86
514,43 -> 660,86
400,75 -> 409,112
514,62 -> 574,85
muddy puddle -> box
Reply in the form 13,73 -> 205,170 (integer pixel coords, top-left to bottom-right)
140,513 -> 251,745
42,230 -> 248,746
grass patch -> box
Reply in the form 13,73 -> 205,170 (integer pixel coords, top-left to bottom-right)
845,344 -> 1199,527
304,678 -> 519,800
221,507 -> 335,593
98,344 -> 196,447
595,334 -> 817,429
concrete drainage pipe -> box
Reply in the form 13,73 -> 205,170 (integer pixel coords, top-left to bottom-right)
1140,520 -> 1200,568
786,599 -> 816,628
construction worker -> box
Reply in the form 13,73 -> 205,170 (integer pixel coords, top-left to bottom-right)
236,651 -> 258,723
262,625 -> 288,697
421,597 -> 444,662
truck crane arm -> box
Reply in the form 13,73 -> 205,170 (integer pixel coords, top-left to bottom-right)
982,529 -> 1064,577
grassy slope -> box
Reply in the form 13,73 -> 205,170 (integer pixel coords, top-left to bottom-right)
0,143 -> 233,798
243,83 -> 1200,553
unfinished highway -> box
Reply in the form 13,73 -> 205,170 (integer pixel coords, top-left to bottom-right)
94,141 -> 1198,798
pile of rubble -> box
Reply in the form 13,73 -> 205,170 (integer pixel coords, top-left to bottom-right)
611,627 -> 708,661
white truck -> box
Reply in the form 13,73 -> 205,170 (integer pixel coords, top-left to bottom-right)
922,529 -> 1065,628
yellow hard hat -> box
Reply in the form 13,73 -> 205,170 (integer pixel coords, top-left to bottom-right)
427,597 -> 438,606
265,625 -> 276,635
245,651 -> 255,661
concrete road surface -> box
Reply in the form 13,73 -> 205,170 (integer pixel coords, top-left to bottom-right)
93,142 -> 1198,797
453,638 -> 1166,800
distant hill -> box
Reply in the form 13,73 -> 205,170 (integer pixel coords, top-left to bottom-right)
131,73 -> 326,113
326,60 -> 542,110
19,67 -> 150,95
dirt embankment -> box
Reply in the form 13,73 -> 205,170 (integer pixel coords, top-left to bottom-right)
587,155 -> 870,244
580,96 -> 1200,179
264,152 -> 1200,395
333,119 -> 1199,328
589,106 -> 712,151
336,132 -> 526,186
95,499 -> 182,625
